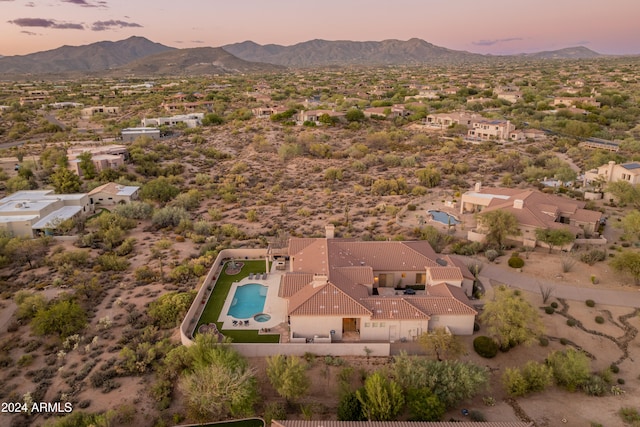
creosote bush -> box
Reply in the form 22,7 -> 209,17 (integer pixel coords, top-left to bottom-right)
586,299 -> 595,307
473,336 -> 498,358
507,256 -> 524,269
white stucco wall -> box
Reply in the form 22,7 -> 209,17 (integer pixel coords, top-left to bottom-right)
360,319 -> 427,342
290,316 -> 343,340
428,314 -> 475,335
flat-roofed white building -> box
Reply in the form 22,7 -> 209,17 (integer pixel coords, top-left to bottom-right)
121,127 -> 161,143
0,190 -> 93,237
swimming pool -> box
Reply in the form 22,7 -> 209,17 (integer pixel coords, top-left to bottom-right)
428,210 -> 461,225
227,283 -> 268,319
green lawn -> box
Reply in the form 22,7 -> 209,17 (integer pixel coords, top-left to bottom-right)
196,260 -> 279,343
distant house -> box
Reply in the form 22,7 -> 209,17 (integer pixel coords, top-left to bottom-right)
279,231 -> 477,343
424,112 -> 478,129
363,106 -> 409,119
121,127 -> 161,143
552,97 -> 601,108
81,105 -> 120,118
0,190 -> 93,237
142,113 -> 204,128
584,161 -> 640,186
88,183 -> 139,207
252,106 -> 289,118
462,183 -> 603,248
467,119 -> 515,141
49,102 -> 83,109
297,110 -> 345,124
67,145 -> 127,177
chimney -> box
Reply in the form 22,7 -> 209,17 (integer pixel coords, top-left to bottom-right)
325,224 -> 335,239
607,161 -> 616,182
513,199 -> 524,209
474,182 -> 482,192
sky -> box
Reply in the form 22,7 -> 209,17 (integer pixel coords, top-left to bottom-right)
1,0 -> 639,57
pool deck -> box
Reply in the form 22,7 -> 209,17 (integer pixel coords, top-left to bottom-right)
218,265 -> 288,331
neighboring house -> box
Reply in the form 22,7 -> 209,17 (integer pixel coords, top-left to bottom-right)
67,145 -> 128,177
279,230 -> 477,342
424,112 -> 478,129
579,139 -> 620,152
252,106 -> 289,118
0,190 -> 93,237
88,183 -> 140,206
273,421 -> 533,427
297,110 -> 345,124
121,127 -> 161,143
142,113 -> 204,129
552,97 -> 601,108
509,128 -> 547,141
495,91 -> 523,103
48,102 -> 83,109
363,105 -> 411,119
81,106 -> 120,118
467,119 -> 515,141
584,161 -> 640,186
461,183 -> 603,248
161,101 -> 214,112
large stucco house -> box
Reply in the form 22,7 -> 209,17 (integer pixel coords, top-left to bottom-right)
462,183 -> 603,248
584,161 -> 640,186
278,231 -> 477,343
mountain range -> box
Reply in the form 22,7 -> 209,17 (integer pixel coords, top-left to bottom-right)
0,36 -> 607,77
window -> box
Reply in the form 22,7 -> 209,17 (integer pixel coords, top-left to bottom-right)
372,322 -> 378,328
380,322 -> 385,327
364,323 -> 370,328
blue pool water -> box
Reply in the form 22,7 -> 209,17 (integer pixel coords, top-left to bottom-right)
428,210 -> 461,225
228,283 -> 267,319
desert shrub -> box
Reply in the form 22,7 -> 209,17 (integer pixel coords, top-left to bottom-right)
566,318 -> 577,327
550,301 -> 558,308
147,291 -> 196,329
469,410 -> 486,422
560,338 -> 569,345
544,306 -> 555,314
580,249 -> 607,265
406,388 -> 445,421
95,254 -> 130,272
619,407 -> 640,424
547,348 -> 591,391
485,249 -> 499,262
617,378 -> 625,384
112,201 -> 154,220
264,402 -> 287,426
539,336 -> 549,347
451,241 -> 482,256
473,336 -> 498,358
610,364 -> 620,374
152,206 -> 190,229
134,266 -> 156,284
508,256 -> 524,268
586,299 -> 595,307
582,375 -> 607,396
595,316 -> 605,324
337,391 -> 365,421
31,299 -> 87,338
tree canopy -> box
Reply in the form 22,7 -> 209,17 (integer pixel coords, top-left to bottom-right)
535,228 -> 575,253
478,210 -> 520,249
266,354 -> 310,404
479,285 -> 544,349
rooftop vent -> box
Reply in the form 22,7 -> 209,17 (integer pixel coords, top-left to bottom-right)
436,258 -> 448,266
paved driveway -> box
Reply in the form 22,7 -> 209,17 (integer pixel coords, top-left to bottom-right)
453,255 -> 640,308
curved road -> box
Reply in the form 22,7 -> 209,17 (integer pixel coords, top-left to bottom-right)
453,255 -> 640,308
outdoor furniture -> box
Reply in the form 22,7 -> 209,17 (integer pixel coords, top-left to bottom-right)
244,320 -> 249,326
248,273 -> 253,279
232,320 -> 238,326
403,288 -> 416,295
